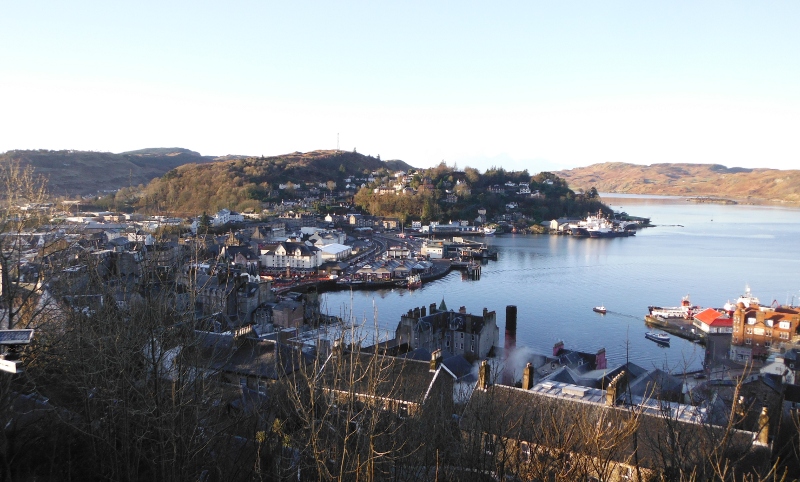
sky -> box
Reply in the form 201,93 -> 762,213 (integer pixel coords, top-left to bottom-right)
1,1 -> 798,173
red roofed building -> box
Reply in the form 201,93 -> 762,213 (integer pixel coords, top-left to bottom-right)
692,308 -> 733,334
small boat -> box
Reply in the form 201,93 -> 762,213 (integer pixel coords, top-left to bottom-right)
406,274 -> 422,290
593,305 -> 606,314
645,332 -> 670,345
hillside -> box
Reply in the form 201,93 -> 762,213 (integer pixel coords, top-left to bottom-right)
1,148 -> 218,196
556,163 -> 800,204
140,150 -> 415,215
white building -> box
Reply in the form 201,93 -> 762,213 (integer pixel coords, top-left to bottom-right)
319,243 -> 352,261
260,242 -> 322,272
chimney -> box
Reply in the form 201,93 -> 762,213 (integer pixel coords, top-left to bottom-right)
430,303 -> 437,314
413,307 -> 421,319
553,341 -> 564,356
483,307 -> 488,318
757,407 -> 769,445
521,363 -> 534,390
596,348 -> 607,370
421,306 -> 427,317
234,324 -> 254,346
478,360 -> 491,390
505,305 -> 517,354
332,339 -> 343,358
605,371 -> 625,406
430,349 -> 442,372
459,306 -> 467,314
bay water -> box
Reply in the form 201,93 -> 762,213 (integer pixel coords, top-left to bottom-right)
322,195 -> 800,373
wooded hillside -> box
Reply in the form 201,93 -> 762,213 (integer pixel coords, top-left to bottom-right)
139,150 -> 413,215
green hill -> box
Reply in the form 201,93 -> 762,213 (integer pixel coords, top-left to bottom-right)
139,150 -> 415,215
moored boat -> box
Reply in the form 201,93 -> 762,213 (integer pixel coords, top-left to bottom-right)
645,332 -> 670,345
406,274 -> 422,290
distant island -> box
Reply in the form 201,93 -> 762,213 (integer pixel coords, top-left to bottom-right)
556,162 -> 800,205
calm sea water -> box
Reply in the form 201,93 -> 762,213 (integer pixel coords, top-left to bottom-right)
322,195 -> 800,373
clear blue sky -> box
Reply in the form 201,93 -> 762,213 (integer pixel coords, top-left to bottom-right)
2,1 -> 798,172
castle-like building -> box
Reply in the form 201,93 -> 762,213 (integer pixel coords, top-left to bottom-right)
395,299 -> 499,362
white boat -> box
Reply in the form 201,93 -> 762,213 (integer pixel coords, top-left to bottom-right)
406,274 -> 422,289
483,227 -> 496,235
593,305 -> 606,314
648,294 -> 700,320
645,332 -> 670,344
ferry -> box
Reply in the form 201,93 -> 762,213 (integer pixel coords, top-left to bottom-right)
645,332 -> 670,345
569,211 -> 635,238
593,305 -> 607,314
648,295 -> 701,320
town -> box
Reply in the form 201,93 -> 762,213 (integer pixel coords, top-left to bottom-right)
2,159 -> 800,481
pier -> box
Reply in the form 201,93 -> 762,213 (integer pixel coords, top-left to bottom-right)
644,315 -> 705,344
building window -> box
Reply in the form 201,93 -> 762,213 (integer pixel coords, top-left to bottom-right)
766,330 -> 772,336
446,339 -> 450,348
471,344 -> 475,352
780,332 -> 790,340
745,327 -> 753,335
779,321 -> 791,329
745,338 -> 752,345
460,343 -> 464,350
483,435 -> 495,455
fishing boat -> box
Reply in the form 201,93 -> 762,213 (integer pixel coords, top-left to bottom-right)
645,332 -> 670,345
593,305 -> 607,314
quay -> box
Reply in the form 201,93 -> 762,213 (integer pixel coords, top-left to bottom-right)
644,315 -> 705,345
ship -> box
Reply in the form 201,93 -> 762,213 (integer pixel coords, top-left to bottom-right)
645,332 -> 670,345
648,294 -> 701,320
593,305 -> 607,314
569,211 -> 636,238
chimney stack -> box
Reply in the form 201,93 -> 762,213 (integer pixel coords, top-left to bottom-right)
430,349 -> 442,372
553,340 -> 564,356
413,307 -> 421,319
478,360 -> 491,390
522,362 -> 534,390
596,348 -> 607,370
430,303 -> 437,314
459,306 -> 467,314
502,305 -> 518,385
505,305 -> 517,354
757,407 -> 770,445
605,371 -> 625,406
421,306 -> 427,317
